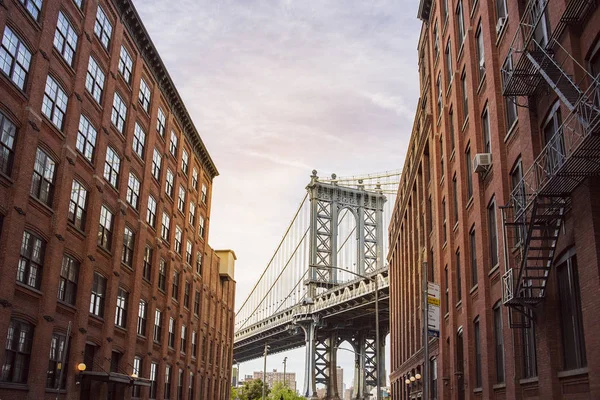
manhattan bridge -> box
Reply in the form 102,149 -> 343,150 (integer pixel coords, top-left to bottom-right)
233,170 -> 400,399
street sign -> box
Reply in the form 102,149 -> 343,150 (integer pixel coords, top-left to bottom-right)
427,282 -> 440,337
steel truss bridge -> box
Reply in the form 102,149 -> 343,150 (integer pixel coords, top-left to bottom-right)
233,170 -> 399,400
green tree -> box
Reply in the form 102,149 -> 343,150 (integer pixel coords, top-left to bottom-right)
239,378 -> 269,400
268,382 -> 304,400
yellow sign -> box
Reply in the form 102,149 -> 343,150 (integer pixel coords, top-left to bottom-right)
428,297 -> 440,306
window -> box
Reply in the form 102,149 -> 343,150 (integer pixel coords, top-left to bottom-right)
436,74 -> 442,117
94,5 -> 113,49
557,252 -> 587,370
143,246 -> 153,281
428,196 -> 433,233
90,272 -> 107,317
103,148 -> 121,188
445,41 -> 452,84
0,112 -> 17,176
503,55 -> 518,129
449,109 -> 455,151
439,135 -> 444,178
178,185 -> 186,213
31,147 -> 56,206
115,287 -> 129,328
132,357 -> 142,397
19,0 -> 42,20
118,46 -> 133,83
181,149 -> 189,175
153,309 -> 162,342
184,281 -> 190,308
482,107 -> 491,153
465,146 -> 473,199
138,79 -> 151,112
543,102 -> 565,172
161,212 -> 170,241
196,252 -> 202,274
76,115 -> 97,162
111,93 -> 127,133
456,329 -> 465,397
199,216 -> 205,238
177,369 -> 184,400
42,75 -> 68,130
444,266 -> 449,314
122,227 -> 135,267
126,173 -> 140,210
58,255 -> 79,305
442,0 -> 449,22
165,169 -> 174,197
146,196 -> 157,228
433,21 -> 439,59
1,319 -> 33,383
174,226 -> 182,254
511,159 -> 525,243
194,291 -> 200,315
131,123 -> 146,159
452,175 -> 459,224
98,205 -> 114,250
46,332 -> 68,389
522,315 -> 537,378
168,317 -> 175,347
157,108 -> 166,136
441,197 -> 447,244
149,362 -> 158,399
189,202 -> 196,227
137,300 -> 147,336
151,149 -> 162,180
476,24 -> 485,81
496,0 -> 508,21
172,270 -> 180,301
469,227 -> 477,287
163,365 -> 172,399
17,230 -> 45,289
54,12 -> 78,66
461,70 -> 468,123
188,372 -> 194,399
456,250 -> 462,303
186,240 -> 193,265
474,318 -> 482,387
192,168 -> 199,190
169,131 -> 178,158
493,302 -> 505,382
0,27 -> 32,90
73,0 -> 82,9
456,1 -> 465,45
180,325 -> 187,353
488,198 -> 498,268
201,184 -> 208,204
158,259 -> 166,291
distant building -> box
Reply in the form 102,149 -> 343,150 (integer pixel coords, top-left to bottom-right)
253,369 -> 297,392
336,366 -> 344,397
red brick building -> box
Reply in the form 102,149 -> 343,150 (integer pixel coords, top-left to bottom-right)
0,0 -> 236,399
388,0 -> 600,399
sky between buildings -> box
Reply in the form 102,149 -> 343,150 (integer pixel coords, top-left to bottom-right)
134,0 -> 421,389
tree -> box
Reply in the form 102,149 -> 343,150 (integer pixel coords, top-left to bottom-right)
237,378 -> 269,400
268,382 -> 305,400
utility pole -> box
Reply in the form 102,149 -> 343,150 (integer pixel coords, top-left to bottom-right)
283,357 -> 287,387
423,262 -> 429,400
262,343 -> 269,400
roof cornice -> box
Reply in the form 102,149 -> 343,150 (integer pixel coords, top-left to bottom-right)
417,0 -> 433,21
114,0 -> 219,179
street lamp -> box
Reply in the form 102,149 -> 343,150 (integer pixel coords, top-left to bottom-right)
262,343 -> 270,400
308,266 -> 382,400
283,357 -> 288,388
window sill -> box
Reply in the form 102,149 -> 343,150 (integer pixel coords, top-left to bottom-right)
466,196 -> 473,210
29,195 -> 55,217
504,119 -> 519,142
519,376 -> 539,385
488,264 -> 500,277
455,300 -> 462,309
461,115 -> 470,132
0,382 -> 29,391
558,367 -> 588,379
470,284 -> 478,294
453,222 -> 459,232
97,245 -> 113,258
89,314 -> 105,323
449,149 -> 456,162
473,387 -> 483,393
57,299 -> 78,313
493,383 -> 506,390
476,74 -> 486,95
0,170 -> 15,188
495,18 -> 509,46
15,281 -> 43,298
457,41 -> 465,63
67,221 -> 87,239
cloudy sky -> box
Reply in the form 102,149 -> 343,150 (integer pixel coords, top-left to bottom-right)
134,0 -> 421,391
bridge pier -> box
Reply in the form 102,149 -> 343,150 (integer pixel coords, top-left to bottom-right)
297,316 -> 319,399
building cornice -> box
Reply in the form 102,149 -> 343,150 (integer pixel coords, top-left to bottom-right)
114,0 -> 219,179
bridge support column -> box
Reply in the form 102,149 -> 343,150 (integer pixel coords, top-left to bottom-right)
298,317 -> 319,400
317,331 -> 340,400
351,333 -> 369,400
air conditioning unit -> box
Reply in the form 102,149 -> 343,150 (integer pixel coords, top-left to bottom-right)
496,17 -> 507,34
473,153 -> 492,173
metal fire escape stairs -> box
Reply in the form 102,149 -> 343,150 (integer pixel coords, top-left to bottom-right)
500,0 -> 600,328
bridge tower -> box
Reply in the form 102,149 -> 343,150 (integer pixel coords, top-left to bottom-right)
299,170 -> 387,400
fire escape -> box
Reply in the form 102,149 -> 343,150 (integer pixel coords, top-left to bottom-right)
500,0 -> 600,327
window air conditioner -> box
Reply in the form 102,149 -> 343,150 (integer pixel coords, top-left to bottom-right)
496,17 -> 507,34
473,153 -> 492,173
